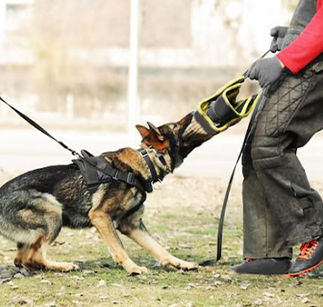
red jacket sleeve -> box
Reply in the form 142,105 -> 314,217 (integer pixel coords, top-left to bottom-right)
277,1 -> 323,74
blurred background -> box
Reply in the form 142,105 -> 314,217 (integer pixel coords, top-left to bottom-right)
1,0 -> 321,182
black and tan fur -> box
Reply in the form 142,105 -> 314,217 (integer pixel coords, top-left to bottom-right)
0,112 -> 210,275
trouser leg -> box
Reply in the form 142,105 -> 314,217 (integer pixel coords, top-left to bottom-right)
242,134 -> 293,258
243,170 -> 293,258
242,64 -> 323,258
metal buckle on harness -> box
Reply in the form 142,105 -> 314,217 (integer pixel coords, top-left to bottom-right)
127,172 -> 135,185
112,169 -> 119,180
139,148 -> 148,158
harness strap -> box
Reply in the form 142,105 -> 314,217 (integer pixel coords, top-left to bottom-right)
73,158 -> 110,194
138,147 -> 165,184
119,201 -> 145,221
73,150 -> 148,194
155,150 -> 167,167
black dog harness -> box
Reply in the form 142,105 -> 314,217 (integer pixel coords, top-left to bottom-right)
73,148 -> 166,194
137,146 -> 167,184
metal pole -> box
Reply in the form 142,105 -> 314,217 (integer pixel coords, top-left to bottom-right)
128,0 -> 140,144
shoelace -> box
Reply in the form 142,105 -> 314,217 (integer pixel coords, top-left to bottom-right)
299,240 -> 318,259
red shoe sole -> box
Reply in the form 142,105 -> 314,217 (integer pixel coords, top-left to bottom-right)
287,258 -> 323,277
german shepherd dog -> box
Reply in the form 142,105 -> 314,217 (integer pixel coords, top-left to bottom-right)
0,112 -> 210,275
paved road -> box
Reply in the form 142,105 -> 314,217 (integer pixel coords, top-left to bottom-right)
0,128 -> 322,182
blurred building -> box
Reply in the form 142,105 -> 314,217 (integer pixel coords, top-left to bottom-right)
0,0 -> 34,64
0,0 -> 290,126
0,0 -> 289,66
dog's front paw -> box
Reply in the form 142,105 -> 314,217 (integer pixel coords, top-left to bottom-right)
177,260 -> 199,271
162,257 -> 198,271
122,259 -> 149,275
129,266 -> 150,276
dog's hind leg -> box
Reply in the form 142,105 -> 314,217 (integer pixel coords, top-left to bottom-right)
14,243 -> 29,268
5,191 -> 78,271
118,208 -> 198,271
89,207 -> 149,275
21,238 -> 79,271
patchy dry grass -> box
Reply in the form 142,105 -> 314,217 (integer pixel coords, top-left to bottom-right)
1,172 -> 323,307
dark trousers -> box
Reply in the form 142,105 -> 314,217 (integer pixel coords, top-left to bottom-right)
242,60 -> 323,259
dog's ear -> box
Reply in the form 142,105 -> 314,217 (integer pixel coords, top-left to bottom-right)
137,123 -> 168,151
147,122 -> 161,135
177,112 -> 193,127
136,124 -> 165,142
147,122 -> 165,141
136,125 -> 150,138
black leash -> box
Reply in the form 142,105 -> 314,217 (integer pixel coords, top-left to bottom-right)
199,49 -> 270,266
0,96 -> 165,195
0,96 -> 81,158
199,96 -> 264,266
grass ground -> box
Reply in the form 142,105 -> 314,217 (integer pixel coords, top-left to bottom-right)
0,173 -> 323,307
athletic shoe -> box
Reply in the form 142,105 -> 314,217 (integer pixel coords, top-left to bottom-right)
288,238 -> 323,277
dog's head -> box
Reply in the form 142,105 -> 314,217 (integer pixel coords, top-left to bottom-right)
136,112 -> 210,171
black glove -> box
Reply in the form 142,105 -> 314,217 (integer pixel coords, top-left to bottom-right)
246,57 -> 283,88
270,26 -> 288,52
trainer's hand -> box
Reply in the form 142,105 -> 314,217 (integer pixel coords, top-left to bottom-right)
270,26 -> 288,52
246,57 -> 284,88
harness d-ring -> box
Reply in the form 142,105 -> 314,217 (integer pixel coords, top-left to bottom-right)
152,179 -> 163,190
